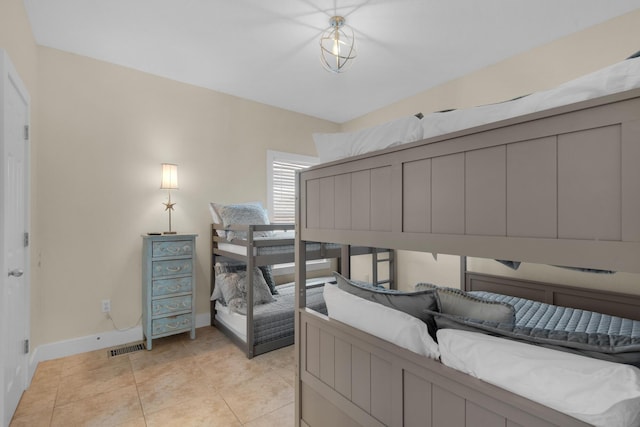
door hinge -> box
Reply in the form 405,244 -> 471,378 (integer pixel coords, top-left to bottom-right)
24,125 -> 29,141
24,232 -> 29,247
24,339 -> 29,354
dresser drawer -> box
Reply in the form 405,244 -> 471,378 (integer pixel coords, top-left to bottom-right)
152,277 -> 192,297
152,240 -> 193,258
152,259 -> 192,278
152,314 -> 192,336
143,234 -> 197,349
152,295 -> 192,316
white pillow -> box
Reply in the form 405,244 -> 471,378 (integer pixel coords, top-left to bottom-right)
437,329 -> 640,427
323,284 -> 439,359
421,57 -> 640,141
313,115 -> 423,163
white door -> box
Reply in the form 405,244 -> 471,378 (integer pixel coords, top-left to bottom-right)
1,50 -> 30,427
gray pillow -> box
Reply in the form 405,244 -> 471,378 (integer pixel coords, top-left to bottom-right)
213,272 -> 241,304
215,268 -> 274,314
334,272 -> 438,338
415,283 -> 515,324
214,262 -> 278,295
211,202 -> 271,241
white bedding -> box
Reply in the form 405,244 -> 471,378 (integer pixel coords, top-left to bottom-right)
438,329 -> 640,427
314,57 -> 640,163
323,284 -> 440,359
215,301 -> 247,340
313,115 -> 423,164
421,56 -> 640,140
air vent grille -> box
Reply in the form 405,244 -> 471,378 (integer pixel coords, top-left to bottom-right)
108,342 -> 146,357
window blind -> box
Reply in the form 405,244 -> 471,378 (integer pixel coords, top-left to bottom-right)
270,156 -> 317,224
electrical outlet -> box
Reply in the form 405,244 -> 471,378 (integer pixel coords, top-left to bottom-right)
102,299 -> 111,313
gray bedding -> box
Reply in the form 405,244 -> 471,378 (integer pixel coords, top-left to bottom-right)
434,291 -> 640,366
252,282 -> 327,345
471,291 -> 640,337
219,231 -> 341,256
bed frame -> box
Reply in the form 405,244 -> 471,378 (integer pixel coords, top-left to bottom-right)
295,88 -> 640,426
209,223 -> 395,358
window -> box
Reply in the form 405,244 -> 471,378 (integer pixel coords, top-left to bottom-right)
267,150 -> 319,224
267,150 -> 328,275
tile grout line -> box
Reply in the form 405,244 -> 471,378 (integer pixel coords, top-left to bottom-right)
129,353 -> 149,426
48,376 -> 62,427
191,338 -> 244,426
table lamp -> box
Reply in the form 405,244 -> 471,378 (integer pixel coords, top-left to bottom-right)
160,163 -> 178,234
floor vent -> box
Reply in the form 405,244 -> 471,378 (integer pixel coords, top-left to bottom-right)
108,342 -> 146,358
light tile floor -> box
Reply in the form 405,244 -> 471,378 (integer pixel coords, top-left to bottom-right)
10,327 -> 296,427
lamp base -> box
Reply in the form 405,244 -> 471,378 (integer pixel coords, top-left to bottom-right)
163,231 -> 177,235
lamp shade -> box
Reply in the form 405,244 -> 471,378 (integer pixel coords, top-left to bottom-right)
160,163 -> 178,190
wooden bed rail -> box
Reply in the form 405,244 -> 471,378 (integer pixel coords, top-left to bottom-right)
298,308 -> 589,427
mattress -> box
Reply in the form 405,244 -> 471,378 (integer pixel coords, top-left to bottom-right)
314,56 -> 640,163
438,328 -> 640,427
420,56 -> 640,140
215,279 -> 328,345
471,291 -> 640,338
217,231 -> 341,257
460,291 -> 640,365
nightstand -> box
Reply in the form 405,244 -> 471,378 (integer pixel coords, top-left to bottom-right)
141,234 -> 197,350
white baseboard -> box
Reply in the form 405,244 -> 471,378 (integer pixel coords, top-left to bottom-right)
195,312 -> 212,328
29,312 -> 213,377
35,326 -> 144,364
27,325 -> 142,388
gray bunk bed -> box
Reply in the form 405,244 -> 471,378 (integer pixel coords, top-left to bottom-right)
210,222 -> 394,358
294,76 -> 640,425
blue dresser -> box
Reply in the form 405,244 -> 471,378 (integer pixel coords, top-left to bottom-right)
142,234 -> 197,349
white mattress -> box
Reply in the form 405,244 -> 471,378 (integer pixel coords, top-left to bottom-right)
438,329 -> 640,427
421,56 -> 640,141
215,301 -> 247,340
314,57 -> 640,163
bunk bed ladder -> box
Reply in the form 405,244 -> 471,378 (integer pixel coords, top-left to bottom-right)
372,248 -> 396,290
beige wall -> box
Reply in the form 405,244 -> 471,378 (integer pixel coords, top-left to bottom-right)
341,9 -> 640,294
0,0 -> 38,91
34,48 -> 338,343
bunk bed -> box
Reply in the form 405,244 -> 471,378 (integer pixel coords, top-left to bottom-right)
209,213 -> 395,359
295,55 -> 640,427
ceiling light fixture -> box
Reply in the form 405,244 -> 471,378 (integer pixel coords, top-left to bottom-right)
320,16 -> 357,73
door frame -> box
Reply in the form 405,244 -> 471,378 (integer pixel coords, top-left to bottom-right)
0,48 -> 31,427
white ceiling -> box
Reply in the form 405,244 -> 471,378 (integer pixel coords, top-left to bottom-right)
24,0 -> 640,123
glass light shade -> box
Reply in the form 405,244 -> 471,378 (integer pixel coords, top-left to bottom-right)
160,163 -> 178,190
320,16 -> 357,73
